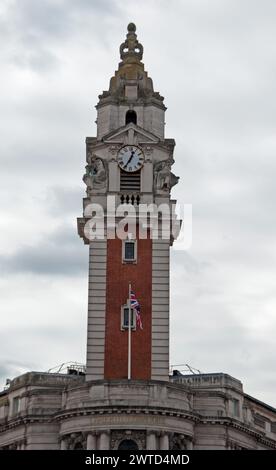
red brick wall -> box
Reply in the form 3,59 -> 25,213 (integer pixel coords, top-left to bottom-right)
104,236 -> 152,379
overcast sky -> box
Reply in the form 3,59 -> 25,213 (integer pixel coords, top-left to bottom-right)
0,0 -> 276,406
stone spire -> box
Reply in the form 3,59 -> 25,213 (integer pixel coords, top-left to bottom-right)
119,23 -> 143,64
97,23 -> 165,109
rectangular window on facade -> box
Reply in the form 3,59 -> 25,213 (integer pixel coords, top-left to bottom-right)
122,240 -> 137,262
232,399 -> 240,417
12,397 -> 20,415
121,306 -> 136,330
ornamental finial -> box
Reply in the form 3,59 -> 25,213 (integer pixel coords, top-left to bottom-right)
120,23 -> 143,63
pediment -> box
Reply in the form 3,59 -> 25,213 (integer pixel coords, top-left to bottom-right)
103,123 -> 159,145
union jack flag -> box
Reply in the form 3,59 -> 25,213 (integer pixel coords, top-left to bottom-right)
130,290 -> 143,330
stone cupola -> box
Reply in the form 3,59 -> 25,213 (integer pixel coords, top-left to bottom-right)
96,23 -> 166,141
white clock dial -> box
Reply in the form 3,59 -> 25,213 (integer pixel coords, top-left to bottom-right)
117,145 -> 144,172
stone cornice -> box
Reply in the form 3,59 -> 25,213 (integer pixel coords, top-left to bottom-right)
54,405 -> 199,423
0,406 -> 198,436
65,378 -> 192,394
194,390 -> 232,400
85,136 -> 173,154
96,97 -> 166,111
1,407 -> 276,449
198,417 -> 276,449
21,389 -> 64,398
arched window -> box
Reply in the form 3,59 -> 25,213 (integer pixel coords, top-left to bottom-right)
125,110 -> 137,125
118,439 -> 139,450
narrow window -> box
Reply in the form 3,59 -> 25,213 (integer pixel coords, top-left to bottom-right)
12,397 -> 20,415
125,110 -> 137,125
122,240 -> 137,262
125,241 -> 135,260
232,399 -> 240,417
121,306 -> 136,330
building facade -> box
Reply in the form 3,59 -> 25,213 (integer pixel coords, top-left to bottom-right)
1,371 -> 276,450
0,24 -> 275,451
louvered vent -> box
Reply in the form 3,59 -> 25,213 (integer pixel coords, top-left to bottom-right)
120,170 -> 141,192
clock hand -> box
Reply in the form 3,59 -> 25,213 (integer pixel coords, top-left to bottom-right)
124,151 -> 135,168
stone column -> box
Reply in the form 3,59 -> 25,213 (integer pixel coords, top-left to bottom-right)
87,432 -> 97,450
60,438 -> 68,450
146,431 -> 156,450
160,433 -> 169,450
99,431 -> 110,450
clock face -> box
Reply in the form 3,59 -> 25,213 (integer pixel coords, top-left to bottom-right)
117,146 -> 144,172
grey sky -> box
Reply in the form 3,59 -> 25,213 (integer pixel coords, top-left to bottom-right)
0,0 -> 276,406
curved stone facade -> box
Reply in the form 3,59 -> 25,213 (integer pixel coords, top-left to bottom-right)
58,379 -> 194,450
0,372 -> 276,450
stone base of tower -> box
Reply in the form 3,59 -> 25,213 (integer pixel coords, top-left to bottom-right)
0,371 -> 276,450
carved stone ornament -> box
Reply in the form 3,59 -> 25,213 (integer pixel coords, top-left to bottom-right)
119,23 -> 143,63
145,146 -> 153,161
169,433 -> 187,450
110,430 -> 145,450
109,145 -> 120,159
83,154 -> 107,192
154,159 -> 179,191
67,432 -> 86,450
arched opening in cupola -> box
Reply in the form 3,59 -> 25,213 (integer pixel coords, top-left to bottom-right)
125,110 -> 137,125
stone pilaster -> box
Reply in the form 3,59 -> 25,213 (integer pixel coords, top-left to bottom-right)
20,440 -> 26,451
99,430 -> 110,450
87,432 -> 97,450
160,432 -> 169,450
186,438 -> 193,450
60,438 -> 68,450
146,430 -> 157,450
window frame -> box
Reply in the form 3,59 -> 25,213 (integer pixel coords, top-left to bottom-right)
232,398 -> 240,417
121,304 -> 136,331
12,397 -> 20,415
122,239 -> 137,264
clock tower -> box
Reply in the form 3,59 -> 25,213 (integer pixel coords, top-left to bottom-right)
78,23 -> 179,383
1,22 -> 276,453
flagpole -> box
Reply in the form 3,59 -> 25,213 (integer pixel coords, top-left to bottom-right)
128,282 -> 131,380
